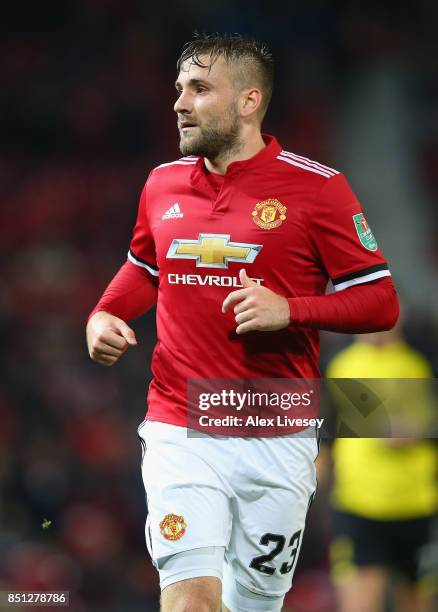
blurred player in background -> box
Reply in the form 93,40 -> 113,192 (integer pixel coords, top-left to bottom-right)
325,307 -> 438,612
86,33 -> 398,611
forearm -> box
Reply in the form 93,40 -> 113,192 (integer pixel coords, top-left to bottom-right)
288,277 -> 398,333
89,260 -> 158,322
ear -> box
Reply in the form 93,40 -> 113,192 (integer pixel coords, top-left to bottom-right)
240,88 -> 263,118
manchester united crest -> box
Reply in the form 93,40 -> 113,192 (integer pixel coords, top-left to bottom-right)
159,514 -> 187,541
252,199 -> 287,230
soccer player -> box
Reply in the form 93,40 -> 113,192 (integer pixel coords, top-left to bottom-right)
86,34 -> 399,612
326,311 -> 437,612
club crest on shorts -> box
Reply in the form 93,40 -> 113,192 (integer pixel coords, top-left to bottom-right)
159,513 -> 187,541
252,198 -> 287,230
352,213 -> 378,251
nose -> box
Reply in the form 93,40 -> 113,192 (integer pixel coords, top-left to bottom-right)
174,89 -> 192,114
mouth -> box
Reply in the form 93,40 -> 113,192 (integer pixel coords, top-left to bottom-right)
179,120 -> 198,132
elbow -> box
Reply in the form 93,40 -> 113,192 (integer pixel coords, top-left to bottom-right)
378,287 -> 400,331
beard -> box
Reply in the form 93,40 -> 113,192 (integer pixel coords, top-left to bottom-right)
178,105 -> 242,160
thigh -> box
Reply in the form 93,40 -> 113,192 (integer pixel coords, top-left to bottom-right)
161,575 -> 222,612
225,435 -> 318,598
139,421 -> 233,567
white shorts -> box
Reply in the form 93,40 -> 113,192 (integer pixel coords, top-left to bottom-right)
138,421 -> 318,598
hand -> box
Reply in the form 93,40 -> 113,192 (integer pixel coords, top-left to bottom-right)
222,269 -> 291,335
86,311 -> 137,366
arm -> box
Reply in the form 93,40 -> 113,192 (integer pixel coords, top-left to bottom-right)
87,174 -> 158,366
86,260 -> 158,366
88,260 -> 158,321
222,271 -> 398,334
288,276 -> 398,333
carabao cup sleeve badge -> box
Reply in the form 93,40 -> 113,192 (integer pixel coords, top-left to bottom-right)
352,212 -> 378,251
252,199 -> 287,230
160,513 -> 187,541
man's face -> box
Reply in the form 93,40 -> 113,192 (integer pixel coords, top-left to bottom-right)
174,55 -> 242,159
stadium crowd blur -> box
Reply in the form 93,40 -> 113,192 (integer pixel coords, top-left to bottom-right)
1,1 -> 438,610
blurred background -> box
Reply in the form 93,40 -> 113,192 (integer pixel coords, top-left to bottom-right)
1,1 -> 438,610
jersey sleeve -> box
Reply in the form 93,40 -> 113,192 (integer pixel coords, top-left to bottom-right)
128,174 -> 159,281
309,173 -> 391,291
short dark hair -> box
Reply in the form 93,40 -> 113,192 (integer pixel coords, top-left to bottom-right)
177,33 -> 274,119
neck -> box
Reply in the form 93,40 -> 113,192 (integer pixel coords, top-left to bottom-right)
204,128 -> 266,175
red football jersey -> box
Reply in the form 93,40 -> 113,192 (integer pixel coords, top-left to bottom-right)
129,135 -> 390,426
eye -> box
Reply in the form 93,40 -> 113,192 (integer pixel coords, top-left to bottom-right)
196,86 -> 207,94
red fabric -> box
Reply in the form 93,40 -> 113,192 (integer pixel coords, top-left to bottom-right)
88,260 -> 157,321
289,277 -> 398,333
308,172 -> 385,282
90,135 -> 396,429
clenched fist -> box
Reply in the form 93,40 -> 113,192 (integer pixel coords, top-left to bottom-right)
86,311 -> 137,366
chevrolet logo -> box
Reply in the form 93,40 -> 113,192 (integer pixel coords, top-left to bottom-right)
167,234 -> 262,268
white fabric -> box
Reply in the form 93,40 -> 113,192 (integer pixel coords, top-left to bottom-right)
127,251 -> 159,276
222,559 -> 285,612
334,269 -> 391,291
138,421 -> 317,598
159,546 -> 224,591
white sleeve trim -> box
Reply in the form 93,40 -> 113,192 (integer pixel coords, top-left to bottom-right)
127,251 -> 159,276
334,269 -> 391,292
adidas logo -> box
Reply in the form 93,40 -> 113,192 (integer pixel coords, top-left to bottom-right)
162,203 -> 184,220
